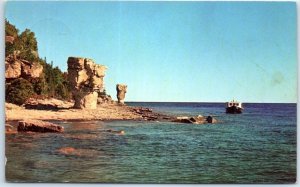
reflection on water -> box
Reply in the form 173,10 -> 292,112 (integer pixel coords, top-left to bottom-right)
5,103 -> 296,183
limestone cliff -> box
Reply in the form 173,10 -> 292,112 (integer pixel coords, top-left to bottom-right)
5,37 -> 43,80
5,59 -> 43,79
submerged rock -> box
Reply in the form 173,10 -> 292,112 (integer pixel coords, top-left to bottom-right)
57,147 -> 99,157
17,120 -> 64,133
106,129 -> 125,135
58,147 -> 76,155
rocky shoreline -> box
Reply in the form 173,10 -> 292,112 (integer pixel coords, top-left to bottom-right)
5,99 -> 218,134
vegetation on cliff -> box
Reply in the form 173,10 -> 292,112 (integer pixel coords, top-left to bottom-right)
5,19 -> 71,105
6,78 -> 34,105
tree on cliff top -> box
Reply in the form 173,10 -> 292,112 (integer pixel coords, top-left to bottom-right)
18,29 -> 38,62
5,19 -> 19,38
5,19 -> 38,62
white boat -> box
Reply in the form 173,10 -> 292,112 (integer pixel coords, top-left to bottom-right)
226,100 -> 243,114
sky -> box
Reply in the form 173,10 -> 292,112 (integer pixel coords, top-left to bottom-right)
5,1 -> 297,103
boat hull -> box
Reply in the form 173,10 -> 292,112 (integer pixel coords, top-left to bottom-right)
226,106 -> 243,114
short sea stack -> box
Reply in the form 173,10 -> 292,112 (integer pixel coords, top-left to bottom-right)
116,84 -> 127,104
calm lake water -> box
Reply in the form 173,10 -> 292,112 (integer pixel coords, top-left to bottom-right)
6,102 -> 297,183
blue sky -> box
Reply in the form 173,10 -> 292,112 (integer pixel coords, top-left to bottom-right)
5,1 -> 297,102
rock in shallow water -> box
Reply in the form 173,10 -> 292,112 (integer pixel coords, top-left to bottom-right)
173,115 -> 217,124
206,116 -> 217,123
17,120 -> 64,133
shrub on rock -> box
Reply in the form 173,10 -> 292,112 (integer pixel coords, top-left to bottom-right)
6,78 -> 34,105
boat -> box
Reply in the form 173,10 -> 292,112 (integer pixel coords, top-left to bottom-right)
226,100 -> 243,114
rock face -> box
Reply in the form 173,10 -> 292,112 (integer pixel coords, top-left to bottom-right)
116,84 -> 127,104
17,120 -> 64,133
5,32 -> 42,82
20,60 -> 43,78
73,91 -> 98,109
5,57 -> 43,80
67,57 -> 107,109
5,60 -> 21,79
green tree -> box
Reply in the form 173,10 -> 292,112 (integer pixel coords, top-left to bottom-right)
18,29 -> 38,62
31,77 -> 47,95
5,19 -> 19,57
6,78 -> 34,105
5,19 -> 18,38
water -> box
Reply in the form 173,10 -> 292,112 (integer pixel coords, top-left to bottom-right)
5,103 -> 296,183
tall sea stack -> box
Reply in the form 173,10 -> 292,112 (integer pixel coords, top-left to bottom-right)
67,57 -> 106,109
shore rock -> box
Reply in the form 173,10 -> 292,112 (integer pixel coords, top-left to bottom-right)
67,57 -> 107,109
131,107 -> 172,121
17,120 -> 64,133
24,98 -> 74,110
5,124 -> 18,134
97,94 -> 114,105
5,124 -> 13,132
116,84 -> 127,104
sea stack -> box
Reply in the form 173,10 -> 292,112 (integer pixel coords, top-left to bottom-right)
116,84 -> 127,104
67,57 -> 107,109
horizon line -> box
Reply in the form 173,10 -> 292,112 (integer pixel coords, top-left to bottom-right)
125,101 -> 297,104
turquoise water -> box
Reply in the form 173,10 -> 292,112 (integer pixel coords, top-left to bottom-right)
5,103 -> 296,183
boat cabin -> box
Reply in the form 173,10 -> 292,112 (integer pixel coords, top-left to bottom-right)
226,101 -> 242,108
